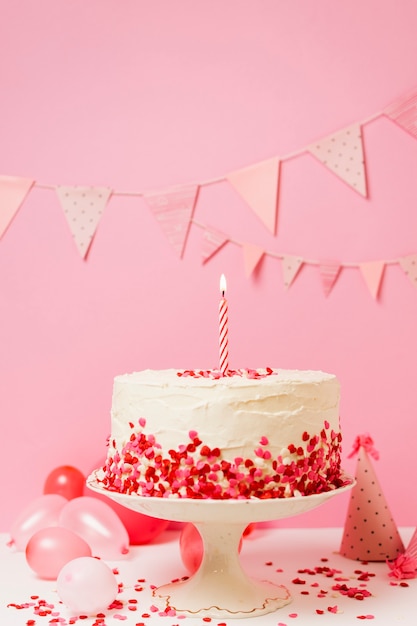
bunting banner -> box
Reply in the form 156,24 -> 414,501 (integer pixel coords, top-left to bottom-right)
227,157 -> 280,234
399,255 -> 417,289
201,226 -> 229,263
319,261 -> 342,297
2,87 -> 417,298
308,123 -> 367,197
0,175 -> 35,239
144,184 -> 199,259
385,89 -> 417,140
281,255 -> 304,289
56,185 -> 112,259
242,243 -> 265,277
359,261 -> 385,299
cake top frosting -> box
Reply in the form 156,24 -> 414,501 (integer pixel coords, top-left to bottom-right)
114,368 -> 338,387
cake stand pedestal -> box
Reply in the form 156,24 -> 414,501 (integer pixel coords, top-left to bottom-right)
88,473 -> 354,619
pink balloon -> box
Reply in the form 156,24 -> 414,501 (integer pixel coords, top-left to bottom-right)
44,465 -> 85,500
87,460 -> 169,544
179,523 -> 204,574
10,494 -> 68,551
57,556 -> 118,615
25,526 -> 92,580
59,496 -> 129,559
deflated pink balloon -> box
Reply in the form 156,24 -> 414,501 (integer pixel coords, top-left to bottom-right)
10,494 -> 68,551
59,496 -> 129,559
87,459 -> 169,544
57,556 -> 118,614
25,526 -> 92,579
44,465 -> 85,500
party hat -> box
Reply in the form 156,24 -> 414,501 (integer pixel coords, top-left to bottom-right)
387,527 -> 417,579
340,434 -> 404,561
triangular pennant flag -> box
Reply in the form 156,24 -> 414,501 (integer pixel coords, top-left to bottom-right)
308,123 -> 367,196
56,185 -> 112,259
227,157 -> 280,234
340,435 -> 404,561
243,243 -> 265,277
319,261 -> 341,296
0,175 -> 35,238
201,226 -> 229,263
144,184 -> 199,258
385,90 -> 417,140
359,260 -> 385,299
281,255 -> 304,289
399,254 -> 417,289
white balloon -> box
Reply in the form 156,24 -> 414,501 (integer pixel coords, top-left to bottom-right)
57,556 -> 118,615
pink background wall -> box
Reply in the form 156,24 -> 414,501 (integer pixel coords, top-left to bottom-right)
1,1 -> 417,531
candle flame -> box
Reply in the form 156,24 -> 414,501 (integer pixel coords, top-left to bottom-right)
220,274 -> 227,297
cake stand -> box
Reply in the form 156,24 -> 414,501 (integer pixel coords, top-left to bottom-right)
87,472 -> 354,619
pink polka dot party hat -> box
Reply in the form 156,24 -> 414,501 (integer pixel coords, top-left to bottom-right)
340,433 -> 404,561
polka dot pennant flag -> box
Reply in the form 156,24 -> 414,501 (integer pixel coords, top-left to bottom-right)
384,89 -> 417,140
281,255 -> 304,289
56,185 -> 112,259
319,261 -> 341,297
201,226 -> 229,263
307,123 -> 367,197
340,436 -> 404,562
227,157 -> 280,234
243,242 -> 265,277
359,260 -> 385,300
0,175 -> 34,239
144,184 -> 199,259
399,254 -> 417,289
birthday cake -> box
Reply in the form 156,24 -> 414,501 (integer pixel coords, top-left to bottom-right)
96,368 -> 346,499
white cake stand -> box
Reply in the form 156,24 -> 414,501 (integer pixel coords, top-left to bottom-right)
87,472 -> 354,619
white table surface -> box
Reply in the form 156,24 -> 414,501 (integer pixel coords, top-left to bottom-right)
1,527 -> 415,625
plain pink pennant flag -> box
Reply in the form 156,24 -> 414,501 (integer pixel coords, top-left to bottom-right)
281,255 -> 304,289
56,185 -> 112,259
227,157 -> 280,234
144,184 -> 199,258
0,175 -> 35,238
385,90 -> 417,140
319,261 -> 341,296
201,226 -> 229,263
359,260 -> 385,299
243,243 -> 265,277
308,123 -> 367,196
399,254 -> 417,289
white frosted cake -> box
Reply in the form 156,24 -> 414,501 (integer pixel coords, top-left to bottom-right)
97,368 -> 346,499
